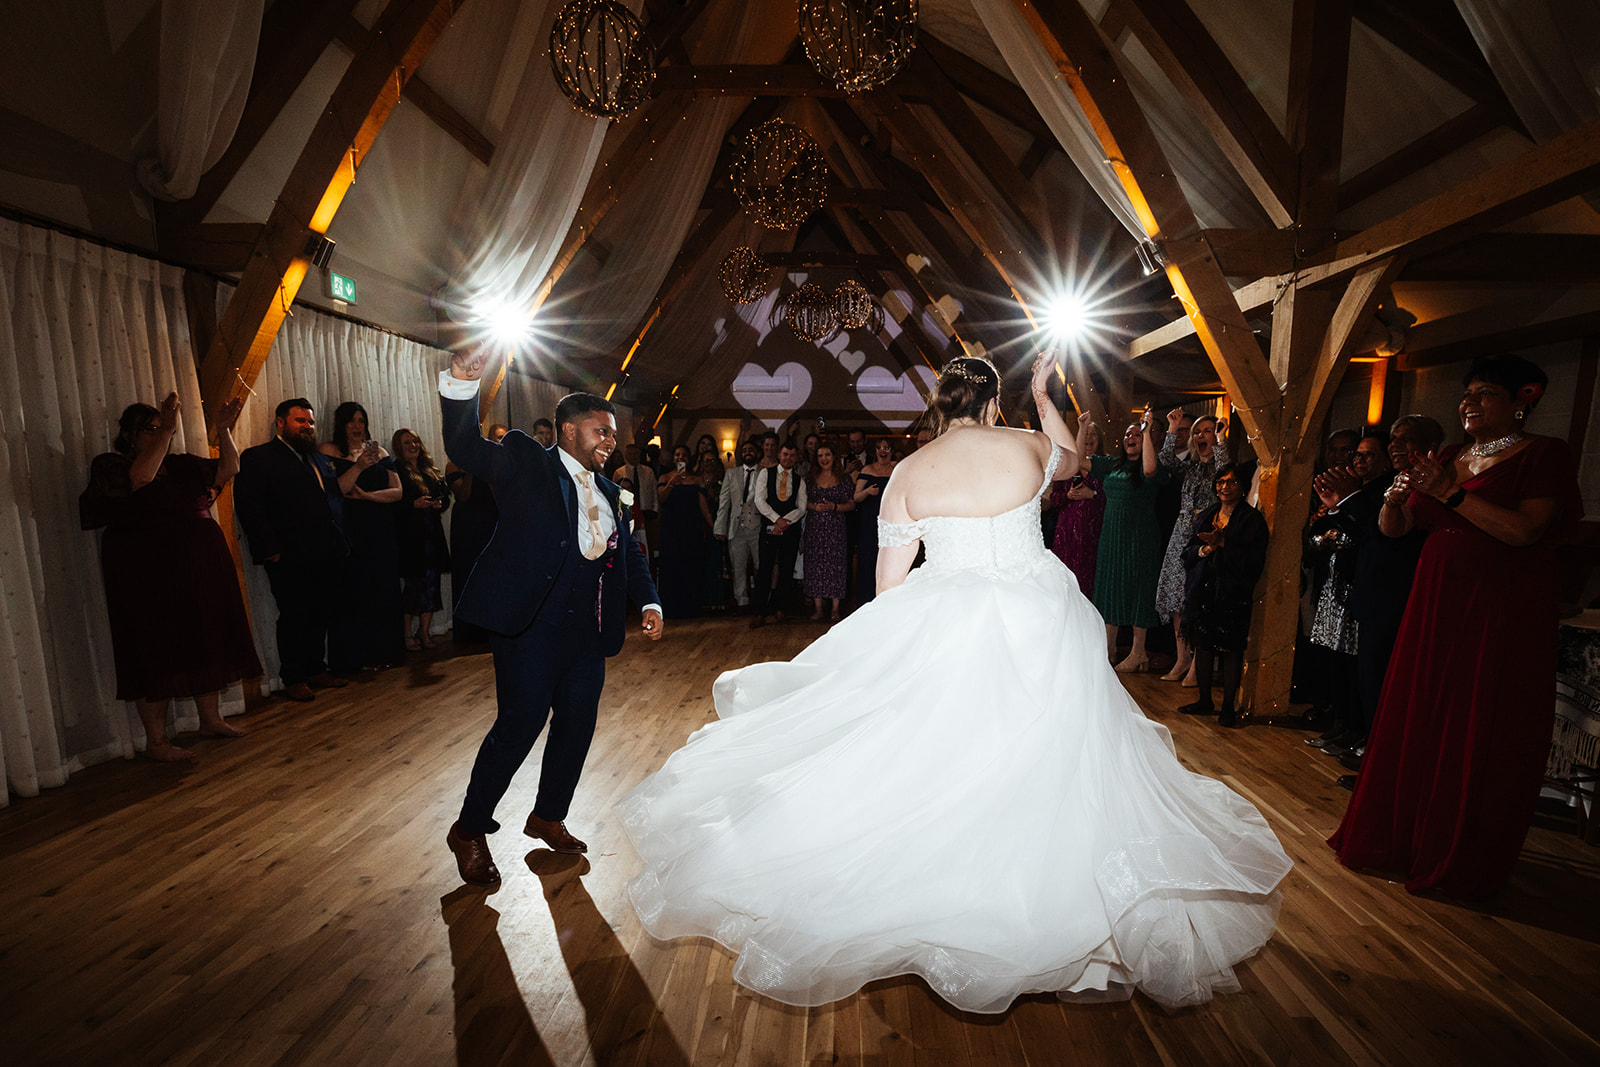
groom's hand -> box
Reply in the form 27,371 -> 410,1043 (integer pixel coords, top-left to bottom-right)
450,347 -> 489,382
642,609 -> 665,641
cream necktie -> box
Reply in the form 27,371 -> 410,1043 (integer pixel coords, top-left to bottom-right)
778,468 -> 789,500
577,470 -> 606,560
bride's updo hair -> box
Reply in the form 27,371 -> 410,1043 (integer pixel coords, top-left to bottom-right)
929,356 -> 1001,435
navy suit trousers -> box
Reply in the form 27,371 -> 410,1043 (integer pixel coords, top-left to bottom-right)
459,619 -> 607,833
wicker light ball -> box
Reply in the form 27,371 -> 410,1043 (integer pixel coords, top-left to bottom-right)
730,119 -> 829,230
832,279 -> 883,331
781,282 -> 839,342
549,0 -> 656,119
799,0 -> 919,94
717,247 -> 771,305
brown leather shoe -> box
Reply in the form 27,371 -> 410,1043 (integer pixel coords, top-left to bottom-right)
446,821 -> 501,886
284,682 -> 316,702
307,672 -> 349,689
524,813 -> 587,854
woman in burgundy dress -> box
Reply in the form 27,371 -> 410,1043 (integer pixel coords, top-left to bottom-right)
1047,417 -> 1105,598
803,443 -> 854,621
80,393 -> 262,761
1329,354 -> 1583,898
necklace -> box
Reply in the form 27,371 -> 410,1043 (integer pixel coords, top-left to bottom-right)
1467,431 -> 1524,458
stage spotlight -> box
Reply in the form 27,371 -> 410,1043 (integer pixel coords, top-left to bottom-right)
479,299 -> 533,345
1045,294 -> 1089,342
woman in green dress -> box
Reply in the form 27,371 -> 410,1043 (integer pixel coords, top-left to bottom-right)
1089,410 -> 1167,672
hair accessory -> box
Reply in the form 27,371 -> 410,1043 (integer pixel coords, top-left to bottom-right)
1518,382 -> 1545,404
939,360 -> 988,387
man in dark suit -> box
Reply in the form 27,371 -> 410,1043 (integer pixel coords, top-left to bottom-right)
439,349 -> 663,887
234,397 -> 350,702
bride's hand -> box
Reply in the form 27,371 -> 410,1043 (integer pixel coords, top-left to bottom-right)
1030,350 -> 1058,399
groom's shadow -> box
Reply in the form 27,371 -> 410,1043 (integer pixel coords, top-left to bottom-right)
441,886 -> 555,1066
528,851 -> 690,1065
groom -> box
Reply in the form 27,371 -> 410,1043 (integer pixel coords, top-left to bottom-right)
439,349 -> 663,886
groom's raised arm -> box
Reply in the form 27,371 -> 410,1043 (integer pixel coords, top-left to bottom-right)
438,349 -> 505,482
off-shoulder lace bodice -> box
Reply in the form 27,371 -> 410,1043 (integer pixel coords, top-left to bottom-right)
878,444 -> 1061,579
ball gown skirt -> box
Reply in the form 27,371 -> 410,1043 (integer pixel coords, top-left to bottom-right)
620,449 -> 1290,1012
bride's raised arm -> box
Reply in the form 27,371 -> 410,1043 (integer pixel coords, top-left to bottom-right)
1030,351 -> 1080,478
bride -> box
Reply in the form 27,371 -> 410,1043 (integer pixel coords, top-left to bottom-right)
618,353 -> 1291,1013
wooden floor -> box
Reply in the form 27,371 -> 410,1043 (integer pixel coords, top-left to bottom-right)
3,617 -> 1599,1067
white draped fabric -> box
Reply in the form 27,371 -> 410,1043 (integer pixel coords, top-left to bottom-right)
555,4 -> 760,359
229,300 -> 457,690
0,219 -> 218,803
136,0 -> 265,201
440,0 -> 615,324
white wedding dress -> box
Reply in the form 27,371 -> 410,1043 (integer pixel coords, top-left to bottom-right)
619,445 -> 1292,1013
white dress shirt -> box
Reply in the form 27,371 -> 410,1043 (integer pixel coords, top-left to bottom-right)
754,464 -> 806,526
618,462 -> 659,513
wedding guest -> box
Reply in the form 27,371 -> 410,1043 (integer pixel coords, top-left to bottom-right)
531,418 -> 555,448
321,402 -> 405,670
852,438 -> 898,605
750,440 -> 806,626
1178,466 -> 1268,726
1346,416 -> 1444,751
798,432 -> 821,481
1304,432 -> 1392,757
657,445 -> 713,618
1156,409 -> 1230,684
1047,416 -> 1105,597
446,423 -> 508,644
715,439 -> 764,611
914,427 -> 933,451
81,393 -> 261,759
235,397 -> 349,701
1331,354 -> 1583,898
1090,411 -> 1166,671
393,428 -> 451,650
803,443 -> 854,621
844,429 -> 869,476
695,433 -> 720,471
696,452 -> 728,611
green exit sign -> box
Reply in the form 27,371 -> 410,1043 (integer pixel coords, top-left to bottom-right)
327,271 -> 357,303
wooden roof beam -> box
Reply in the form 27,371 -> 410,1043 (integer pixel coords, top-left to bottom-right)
198,0 -> 467,433
1114,0 -> 1297,227
335,17 -> 492,165
917,33 -> 1058,145
1337,103 -> 1500,211
1286,0 -> 1351,245
1125,113 -> 1600,356
653,64 -> 845,97
1008,0 -> 1283,452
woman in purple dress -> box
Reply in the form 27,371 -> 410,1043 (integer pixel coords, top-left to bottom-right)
1047,418 -> 1104,598
803,443 -> 855,621
80,393 -> 262,761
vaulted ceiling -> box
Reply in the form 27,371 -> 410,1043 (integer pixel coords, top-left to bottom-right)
3,0 -> 1597,431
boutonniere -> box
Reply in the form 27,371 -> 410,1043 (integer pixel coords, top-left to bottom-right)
619,488 -> 635,508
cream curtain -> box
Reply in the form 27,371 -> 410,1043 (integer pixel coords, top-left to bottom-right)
136,0 -> 265,201
0,219 -> 218,803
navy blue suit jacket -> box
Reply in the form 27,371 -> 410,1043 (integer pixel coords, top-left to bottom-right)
441,392 -> 657,656
234,438 -> 346,565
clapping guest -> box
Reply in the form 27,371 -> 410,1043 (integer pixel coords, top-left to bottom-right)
80,393 -> 261,759
1156,409 -> 1230,684
1090,411 -> 1167,671
321,402 -> 405,671
803,443 -> 854,621
852,439 -> 898,605
1304,433 -> 1392,757
1331,354 -> 1583,898
657,445 -> 713,618
1178,466 -> 1268,727
1346,416 -> 1444,759
393,428 -> 451,650
1047,416 -> 1105,597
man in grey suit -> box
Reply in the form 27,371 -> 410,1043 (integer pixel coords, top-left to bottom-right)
714,438 -> 763,610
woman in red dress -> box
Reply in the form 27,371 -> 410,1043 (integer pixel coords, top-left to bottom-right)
81,393 -> 262,761
1329,354 -> 1583,898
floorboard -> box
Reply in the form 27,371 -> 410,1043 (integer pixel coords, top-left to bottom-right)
2,616 -> 1598,1066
